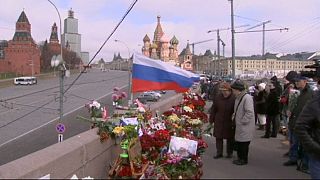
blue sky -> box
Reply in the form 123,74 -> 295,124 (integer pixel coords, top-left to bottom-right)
0,0 -> 319,62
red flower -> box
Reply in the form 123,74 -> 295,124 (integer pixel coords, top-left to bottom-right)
117,165 -> 132,177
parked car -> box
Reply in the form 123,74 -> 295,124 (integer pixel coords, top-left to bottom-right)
145,91 -> 162,98
155,90 -> 166,94
137,92 -> 160,103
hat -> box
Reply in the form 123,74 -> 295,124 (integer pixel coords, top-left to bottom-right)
285,71 -> 298,83
270,76 -> 278,82
219,82 -> 232,91
293,75 -> 308,82
231,80 -> 246,91
258,83 -> 266,90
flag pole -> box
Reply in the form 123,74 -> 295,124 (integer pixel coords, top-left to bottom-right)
129,54 -> 133,107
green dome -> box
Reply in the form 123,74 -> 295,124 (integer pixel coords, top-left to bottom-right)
170,35 -> 179,45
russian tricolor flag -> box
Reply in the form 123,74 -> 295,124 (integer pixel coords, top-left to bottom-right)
132,53 -> 200,93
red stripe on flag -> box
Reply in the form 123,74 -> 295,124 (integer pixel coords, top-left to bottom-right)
132,79 -> 189,93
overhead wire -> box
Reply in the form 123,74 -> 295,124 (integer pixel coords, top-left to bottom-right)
0,0 -> 139,128
63,0 -> 138,95
267,18 -> 320,52
0,100 -> 54,128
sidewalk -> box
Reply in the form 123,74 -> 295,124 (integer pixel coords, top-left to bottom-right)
202,101 -> 309,179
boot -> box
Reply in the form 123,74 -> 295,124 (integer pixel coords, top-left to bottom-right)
257,125 -> 265,130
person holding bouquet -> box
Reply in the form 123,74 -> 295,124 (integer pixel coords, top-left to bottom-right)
209,82 -> 236,159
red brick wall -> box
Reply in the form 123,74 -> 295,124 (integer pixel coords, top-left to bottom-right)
4,41 -> 40,76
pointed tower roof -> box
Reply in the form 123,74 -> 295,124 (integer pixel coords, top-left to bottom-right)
17,11 -> 30,23
153,15 -> 164,42
49,22 -> 59,43
185,41 -> 192,55
13,10 -> 33,42
143,34 -> 150,42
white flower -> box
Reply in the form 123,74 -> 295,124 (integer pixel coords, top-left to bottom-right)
137,106 -> 146,113
90,101 -> 101,109
183,106 -> 193,112
189,118 -> 202,125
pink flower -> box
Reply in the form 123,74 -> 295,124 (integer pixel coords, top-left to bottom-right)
121,92 -> 127,98
112,94 -> 119,101
113,87 -> 120,92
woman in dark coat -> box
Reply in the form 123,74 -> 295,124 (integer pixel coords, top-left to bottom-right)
209,82 -> 236,159
262,82 -> 280,138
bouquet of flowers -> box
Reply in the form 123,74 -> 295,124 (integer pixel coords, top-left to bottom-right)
85,100 -> 108,119
112,87 -> 128,107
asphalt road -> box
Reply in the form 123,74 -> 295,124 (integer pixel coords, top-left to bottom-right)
0,69 -> 129,165
0,69 -> 176,166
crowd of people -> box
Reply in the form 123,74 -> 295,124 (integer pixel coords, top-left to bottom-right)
200,71 -> 320,179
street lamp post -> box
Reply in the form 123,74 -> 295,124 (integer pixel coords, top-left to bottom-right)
48,0 -> 65,143
114,39 -> 133,106
229,0 -> 236,78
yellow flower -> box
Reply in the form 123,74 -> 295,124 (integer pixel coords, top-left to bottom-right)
168,114 -> 181,123
112,126 -> 124,135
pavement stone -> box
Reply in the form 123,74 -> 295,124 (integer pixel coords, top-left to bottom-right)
202,100 -> 310,179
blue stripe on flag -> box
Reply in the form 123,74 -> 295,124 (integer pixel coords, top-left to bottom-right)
132,64 -> 195,88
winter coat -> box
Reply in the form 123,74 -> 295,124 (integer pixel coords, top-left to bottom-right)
209,93 -> 236,139
255,90 -> 267,114
234,92 -> 256,142
266,89 -> 280,116
289,85 -> 314,131
295,91 -> 320,159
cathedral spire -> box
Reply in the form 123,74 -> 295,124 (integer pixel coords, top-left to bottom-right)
153,15 -> 164,43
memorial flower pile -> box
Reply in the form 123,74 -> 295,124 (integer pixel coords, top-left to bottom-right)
80,91 -> 209,179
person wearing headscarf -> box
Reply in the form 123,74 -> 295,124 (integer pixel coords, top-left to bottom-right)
255,83 -> 267,130
209,82 -> 236,159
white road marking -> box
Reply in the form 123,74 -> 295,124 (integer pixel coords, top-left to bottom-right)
0,84 -> 127,147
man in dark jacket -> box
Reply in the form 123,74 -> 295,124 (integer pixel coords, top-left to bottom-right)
295,91 -> 320,179
261,82 -> 280,138
284,75 -> 314,168
270,75 -> 283,98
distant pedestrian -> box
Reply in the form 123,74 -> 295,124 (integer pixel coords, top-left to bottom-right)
261,82 -> 280,138
270,75 -> 283,98
255,83 -> 267,130
209,82 -> 236,159
231,80 -> 255,165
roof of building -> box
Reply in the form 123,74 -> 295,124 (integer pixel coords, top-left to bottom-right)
185,42 -> 192,55
143,34 -> 150,42
153,15 -> 164,42
170,35 -> 179,45
221,52 -> 316,61
17,11 -> 30,24
13,32 -> 32,41
204,49 -> 214,57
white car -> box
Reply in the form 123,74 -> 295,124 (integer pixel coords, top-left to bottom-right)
144,91 -> 162,98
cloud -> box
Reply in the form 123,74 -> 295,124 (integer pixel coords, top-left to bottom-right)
1,0 -> 319,63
